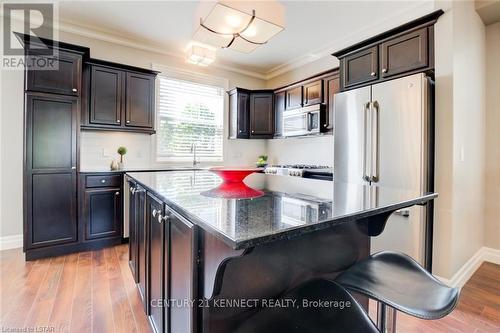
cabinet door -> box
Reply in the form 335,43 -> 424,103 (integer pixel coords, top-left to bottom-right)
303,80 -> 323,106
89,65 -> 123,126
229,90 -> 250,139
137,187 -> 148,310
26,49 -> 82,96
285,86 -> 303,110
84,188 -> 121,240
25,94 -> 78,249
169,209 -> 198,333
125,72 -> 155,128
342,46 -> 378,88
128,181 -> 138,282
380,27 -> 428,78
274,91 -> 285,137
250,93 -> 274,138
147,193 -> 165,333
325,74 -> 340,131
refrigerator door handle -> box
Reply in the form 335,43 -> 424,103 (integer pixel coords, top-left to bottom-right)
362,102 -> 372,182
371,100 -> 380,182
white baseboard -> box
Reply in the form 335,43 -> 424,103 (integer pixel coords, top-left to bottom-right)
436,247 -> 500,288
0,234 -> 23,251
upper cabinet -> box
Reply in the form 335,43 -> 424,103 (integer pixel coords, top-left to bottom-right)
82,59 -> 158,134
26,49 -> 82,96
228,88 -> 274,139
274,91 -> 285,137
303,80 -> 324,106
341,46 -> 379,89
333,10 -> 442,91
285,86 -> 303,110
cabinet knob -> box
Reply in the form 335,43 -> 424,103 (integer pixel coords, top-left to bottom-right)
115,192 -> 120,196
130,187 -> 136,194
152,209 -> 158,218
370,72 -> 376,77
382,68 -> 387,73
126,120 -> 130,124
72,88 -> 77,92
116,119 -> 120,123
101,179 -> 106,183
71,166 -> 76,170
251,130 -> 255,133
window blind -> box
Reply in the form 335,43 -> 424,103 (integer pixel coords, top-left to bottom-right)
157,76 -> 224,161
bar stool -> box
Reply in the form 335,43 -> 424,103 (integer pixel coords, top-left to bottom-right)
336,251 -> 460,332
235,279 -> 380,333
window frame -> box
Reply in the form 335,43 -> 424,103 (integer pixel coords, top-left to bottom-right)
151,64 -> 229,166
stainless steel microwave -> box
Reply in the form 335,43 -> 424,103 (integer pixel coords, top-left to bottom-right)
282,104 -> 326,137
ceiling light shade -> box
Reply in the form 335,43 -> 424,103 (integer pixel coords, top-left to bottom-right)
193,2 -> 284,53
186,44 -> 216,66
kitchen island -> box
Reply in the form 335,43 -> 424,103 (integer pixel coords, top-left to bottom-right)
125,170 -> 437,333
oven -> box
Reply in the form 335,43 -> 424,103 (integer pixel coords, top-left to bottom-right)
282,104 -> 326,137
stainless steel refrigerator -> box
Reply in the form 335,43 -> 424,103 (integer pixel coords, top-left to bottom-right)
334,73 -> 433,266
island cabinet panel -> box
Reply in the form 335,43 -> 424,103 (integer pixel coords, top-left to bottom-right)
147,193 -> 166,333
128,180 -> 138,281
303,79 -> 323,106
249,92 -> 274,138
285,85 -> 303,110
136,186 -> 148,306
84,188 -> 121,240
380,27 -> 428,79
341,46 -> 379,89
89,65 -> 122,126
125,72 -> 155,128
26,49 -> 82,96
25,94 -> 78,250
168,208 -> 198,333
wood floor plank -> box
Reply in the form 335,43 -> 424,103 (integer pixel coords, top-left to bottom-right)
69,251 -> 93,333
91,249 -> 115,333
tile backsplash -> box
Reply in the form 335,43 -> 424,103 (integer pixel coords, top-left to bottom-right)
80,131 -> 153,170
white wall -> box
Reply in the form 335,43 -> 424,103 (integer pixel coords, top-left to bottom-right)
432,0 -> 487,278
485,21 -> 500,249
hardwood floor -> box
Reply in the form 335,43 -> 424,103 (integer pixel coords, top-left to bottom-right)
1,245 -> 499,332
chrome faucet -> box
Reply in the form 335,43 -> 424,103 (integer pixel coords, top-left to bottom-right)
190,143 -> 199,167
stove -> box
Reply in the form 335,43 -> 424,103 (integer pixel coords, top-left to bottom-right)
264,164 -> 333,179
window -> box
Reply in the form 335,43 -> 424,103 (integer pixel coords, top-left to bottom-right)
156,75 -> 224,162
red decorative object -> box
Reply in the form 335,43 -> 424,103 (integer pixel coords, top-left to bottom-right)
201,182 -> 264,199
208,167 -> 262,183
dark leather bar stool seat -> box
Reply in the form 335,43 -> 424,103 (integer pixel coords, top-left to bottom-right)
235,279 -> 380,333
336,251 -> 460,320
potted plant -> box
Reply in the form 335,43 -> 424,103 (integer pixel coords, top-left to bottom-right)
117,146 -> 127,170
256,155 -> 268,168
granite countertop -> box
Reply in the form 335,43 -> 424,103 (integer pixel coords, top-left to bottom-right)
127,170 -> 437,250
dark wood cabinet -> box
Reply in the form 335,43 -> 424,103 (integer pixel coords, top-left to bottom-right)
125,72 -> 155,128
380,27 -> 428,79
274,91 -> 285,137
84,187 -> 121,240
82,59 -> 157,134
324,74 -> 340,131
147,193 -> 166,333
228,88 -> 274,139
25,93 -> 78,250
303,80 -> 323,106
168,208 -> 198,333
333,11 -> 442,91
341,46 -> 379,89
285,86 -> 303,110
26,49 -> 82,96
135,185 -> 148,308
89,65 -> 122,126
128,180 -> 138,281
250,92 -> 274,138
228,88 -> 250,139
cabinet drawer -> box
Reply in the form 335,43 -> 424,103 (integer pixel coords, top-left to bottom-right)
86,175 -> 121,188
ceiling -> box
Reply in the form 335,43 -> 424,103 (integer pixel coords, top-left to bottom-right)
57,1 -> 436,78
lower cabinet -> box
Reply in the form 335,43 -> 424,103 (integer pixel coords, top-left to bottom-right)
135,190 -> 198,333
